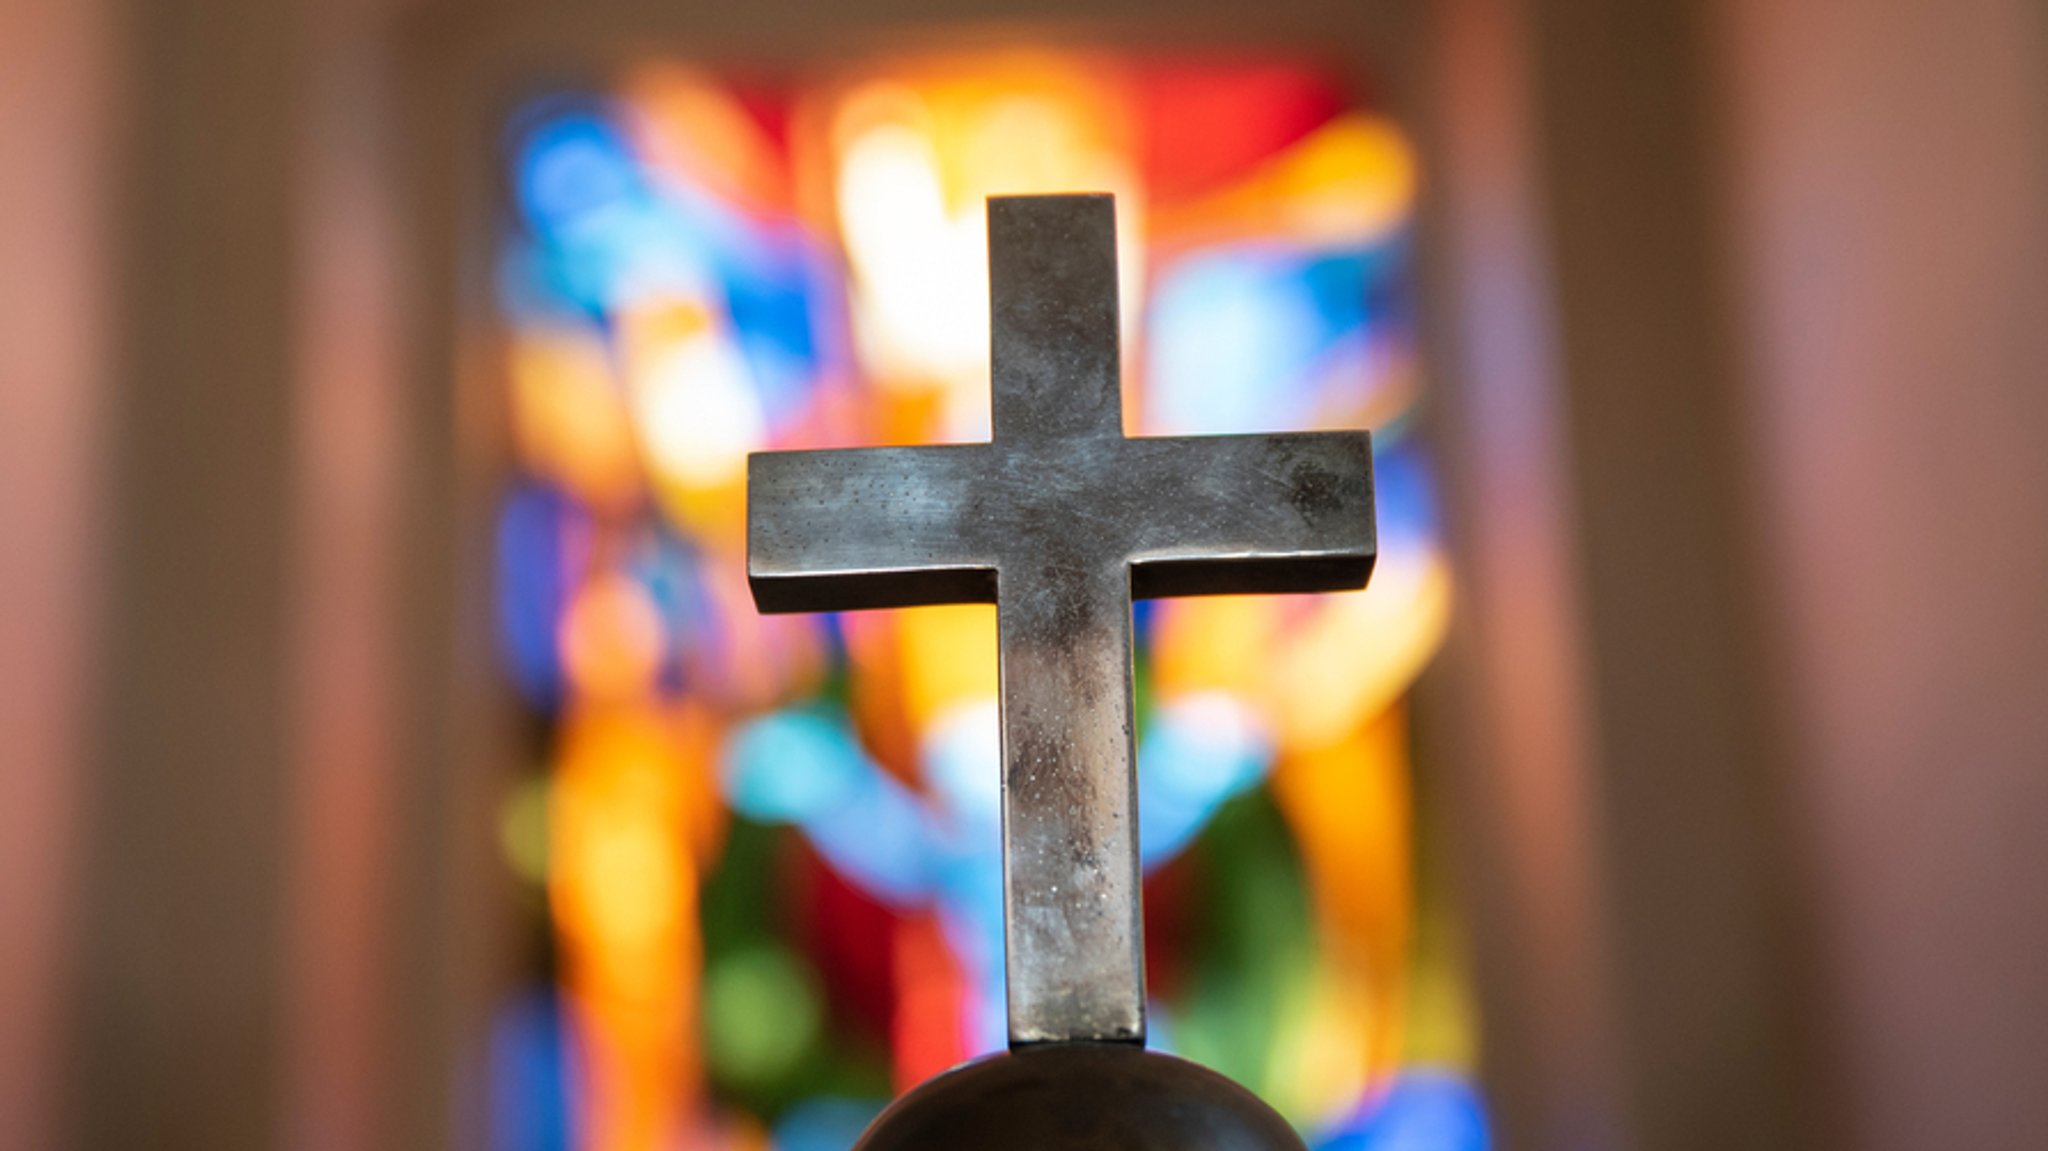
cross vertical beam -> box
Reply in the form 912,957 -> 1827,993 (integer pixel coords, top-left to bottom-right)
996,551 -> 1145,1042
989,195 -> 1124,444
986,194 -> 1141,1042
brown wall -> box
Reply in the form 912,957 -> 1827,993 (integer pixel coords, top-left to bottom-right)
65,0 -> 303,1143
1721,0 -> 2048,1146
1430,0 -> 2048,1147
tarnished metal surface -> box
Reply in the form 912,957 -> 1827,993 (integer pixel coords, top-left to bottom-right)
749,194 -> 1376,1046
851,1043 -> 1308,1151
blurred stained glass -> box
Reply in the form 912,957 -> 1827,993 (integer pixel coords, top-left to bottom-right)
489,51 -> 1484,1151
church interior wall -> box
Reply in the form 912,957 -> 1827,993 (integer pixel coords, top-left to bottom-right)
2,0 -> 2044,1147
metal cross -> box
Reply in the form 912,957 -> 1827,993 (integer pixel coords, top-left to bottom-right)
748,194 -> 1376,1046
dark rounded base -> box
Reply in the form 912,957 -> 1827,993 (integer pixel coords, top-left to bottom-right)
854,1044 -> 1307,1151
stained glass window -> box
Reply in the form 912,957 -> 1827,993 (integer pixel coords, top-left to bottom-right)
487,51 -> 1484,1151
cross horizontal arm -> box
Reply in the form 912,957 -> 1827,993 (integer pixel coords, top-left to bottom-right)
1117,430 -> 1377,598
748,444 -> 1000,613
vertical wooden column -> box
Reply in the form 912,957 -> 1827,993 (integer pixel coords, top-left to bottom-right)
66,0 -> 304,1145
285,0 -> 411,1147
1414,0 -> 1629,1145
1515,2 -> 1815,1144
388,20 -> 526,1149
0,1 -> 115,1148
1421,0 -> 1816,1147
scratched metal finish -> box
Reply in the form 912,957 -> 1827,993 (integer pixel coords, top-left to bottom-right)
748,194 -> 1376,1046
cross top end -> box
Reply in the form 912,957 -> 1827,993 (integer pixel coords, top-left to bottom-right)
746,193 -> 1377,1047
